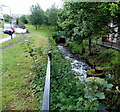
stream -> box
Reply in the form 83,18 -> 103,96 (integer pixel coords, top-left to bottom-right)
57,45 -> 91,81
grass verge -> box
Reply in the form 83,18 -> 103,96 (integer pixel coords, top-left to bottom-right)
1,25 -> 54,110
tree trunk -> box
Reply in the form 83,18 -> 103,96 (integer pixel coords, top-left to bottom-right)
89,38 -> 92,55
35,25 -> 38,30
82,42 -> 85,55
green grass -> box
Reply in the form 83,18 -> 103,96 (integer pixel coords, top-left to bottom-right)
26,25 -> 55,47
1,41 -> 39,110
0,29 -> 9,39
1,25 -> 54,110
0,20 -> 4,28
0,20 -> 7,39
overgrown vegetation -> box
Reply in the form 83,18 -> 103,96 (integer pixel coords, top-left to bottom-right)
15,33 -> 116,111
21,39 -> 48,110
66,40 -> 120,111
56,2 -> 120,54
49,38 -> 115,111
52,1 -> 120,111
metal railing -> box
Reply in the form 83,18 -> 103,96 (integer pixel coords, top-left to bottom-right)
42,51 -> 52,111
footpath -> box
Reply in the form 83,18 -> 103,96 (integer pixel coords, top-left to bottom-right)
92,41 -> 120,50
0,34 -> 16,44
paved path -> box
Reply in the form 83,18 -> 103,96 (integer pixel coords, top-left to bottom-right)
92,41 -> 120,50
0,34 -> 16,44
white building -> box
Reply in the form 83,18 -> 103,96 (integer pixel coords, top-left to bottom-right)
108,21 -> 120,43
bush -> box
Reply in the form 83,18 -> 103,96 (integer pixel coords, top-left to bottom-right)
99,49 -> 119,64
67,41 -> 82,53
52,31 -> 66,43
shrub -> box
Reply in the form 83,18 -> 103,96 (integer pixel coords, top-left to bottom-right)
67,41 -> 82,53
99,49 -> 118,63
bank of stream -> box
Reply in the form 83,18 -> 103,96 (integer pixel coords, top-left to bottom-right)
50,39 -> 119,111
57,44 -> 91,80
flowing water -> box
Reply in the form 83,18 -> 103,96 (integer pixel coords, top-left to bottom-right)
57,45 -> 91,80
57,45 -> 108,111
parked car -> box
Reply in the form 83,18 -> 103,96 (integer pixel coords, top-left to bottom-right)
14,27 -> 27,34
14,25 -> 29,34
3,23 -> 29,34
3,23 -> 14,34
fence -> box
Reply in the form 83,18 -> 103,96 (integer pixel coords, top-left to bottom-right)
42,51 -> 52,111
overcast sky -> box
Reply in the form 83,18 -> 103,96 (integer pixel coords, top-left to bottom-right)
0,0 -> 63,15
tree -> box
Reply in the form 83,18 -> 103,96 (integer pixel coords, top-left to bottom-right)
15,17 -> 19,25
29,3 -> 45,29
45,4 -> 59,26
58,2 -> 111,55
19,15 -> 28,24
3,14 -> 10,22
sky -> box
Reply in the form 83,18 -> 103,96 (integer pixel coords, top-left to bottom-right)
0,0 -> 63,15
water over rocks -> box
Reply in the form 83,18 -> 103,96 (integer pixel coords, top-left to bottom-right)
57,45 -> 91,80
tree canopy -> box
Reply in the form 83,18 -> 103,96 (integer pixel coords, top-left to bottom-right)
57,2 -> 120,54
45,4 -> 59,26
3,14 -> 10,22
29,3 -> 45,29
19,15 -> 28,24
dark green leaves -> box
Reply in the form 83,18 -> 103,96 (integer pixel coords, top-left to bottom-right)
96,92 -> 105,99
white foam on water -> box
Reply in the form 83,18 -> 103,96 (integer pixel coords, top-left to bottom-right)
57,45 -> 91,80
